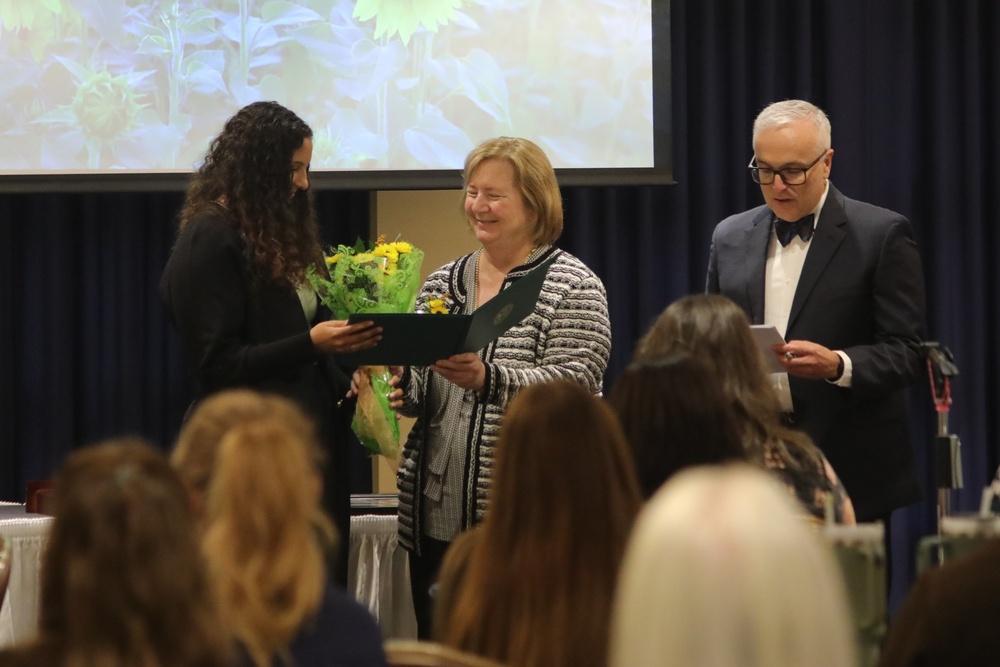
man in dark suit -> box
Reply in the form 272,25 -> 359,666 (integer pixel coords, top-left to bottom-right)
706,99 -> 927,525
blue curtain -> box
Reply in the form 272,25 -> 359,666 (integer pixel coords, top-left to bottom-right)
1,0 -> 997,614
559,0 -> 999,613
0,190 -> 371,496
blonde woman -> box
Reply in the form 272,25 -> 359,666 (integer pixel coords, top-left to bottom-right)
611,464 -> 858,667
171,389 -> 387,667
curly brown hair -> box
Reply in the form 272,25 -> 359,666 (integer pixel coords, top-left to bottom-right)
180,101 -> 322,284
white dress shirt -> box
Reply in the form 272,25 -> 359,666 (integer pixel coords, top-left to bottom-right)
764,181 -> 852,387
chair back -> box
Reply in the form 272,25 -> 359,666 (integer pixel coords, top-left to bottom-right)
0,533 -> 12,609
821,522 -> 886,667
916,515 -> 1000,573
384,640 -> 507,667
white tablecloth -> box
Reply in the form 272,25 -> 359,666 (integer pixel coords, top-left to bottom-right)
0,506 -> 415,647
0,504 -> 53,648
348,514 -> 417,640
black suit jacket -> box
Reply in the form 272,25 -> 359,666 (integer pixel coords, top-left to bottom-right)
707,183 -> 926,520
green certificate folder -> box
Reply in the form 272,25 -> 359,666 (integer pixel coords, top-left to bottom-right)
340,256 -> 556,366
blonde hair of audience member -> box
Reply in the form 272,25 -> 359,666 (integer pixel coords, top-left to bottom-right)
170,389 -> 322,525
0,438 -> 230,667
461,136 -> 563,245
172,391 -> 336,667
634,293 -> 855,523
610,464 -> 858,667
437,379 -> 642,667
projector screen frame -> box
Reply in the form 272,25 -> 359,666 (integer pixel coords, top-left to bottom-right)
0,1 -> 671,193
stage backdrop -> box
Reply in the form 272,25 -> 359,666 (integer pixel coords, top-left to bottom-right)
1,0 -> 997,614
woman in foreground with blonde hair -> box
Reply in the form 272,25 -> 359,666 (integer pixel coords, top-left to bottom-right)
171,389 -> 386,667
610,464 -> 857,667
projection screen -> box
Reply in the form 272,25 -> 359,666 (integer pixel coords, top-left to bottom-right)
0,0 -> 670,191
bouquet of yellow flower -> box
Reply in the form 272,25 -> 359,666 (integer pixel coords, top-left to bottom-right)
307,236 -> 425,458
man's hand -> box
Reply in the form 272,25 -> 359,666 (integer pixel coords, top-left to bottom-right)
772,340 -> 842,380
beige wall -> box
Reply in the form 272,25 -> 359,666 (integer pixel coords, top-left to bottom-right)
370,189 -> 480,492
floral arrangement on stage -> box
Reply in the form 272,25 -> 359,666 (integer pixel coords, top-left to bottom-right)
309,237 -> 424,319
308,236 -> 425,459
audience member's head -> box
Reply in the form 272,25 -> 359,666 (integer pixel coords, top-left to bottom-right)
3,438 -> 229,667
610,464 -> 857,667
170,389 -> 318,519
608,352 -> 747,498
172,390 -> 334,667
437,379 -> 642,667
633,293 -> 840,521
634,293 -> 773,414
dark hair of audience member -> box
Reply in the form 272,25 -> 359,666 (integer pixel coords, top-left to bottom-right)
608,352 -> 748,498
200,412 -> 334,667
633,294 -> 837,517
436,379 -> 642,667
0,437 -> 229,667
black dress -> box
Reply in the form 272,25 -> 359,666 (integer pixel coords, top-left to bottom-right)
161,208 -> 352,585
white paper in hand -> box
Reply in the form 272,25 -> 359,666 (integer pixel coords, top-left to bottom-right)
750,325 -> 794,412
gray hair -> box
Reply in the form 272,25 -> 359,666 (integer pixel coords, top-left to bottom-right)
752,100 -> 831,152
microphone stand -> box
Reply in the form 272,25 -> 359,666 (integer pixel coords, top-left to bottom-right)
920,342 -> 961,545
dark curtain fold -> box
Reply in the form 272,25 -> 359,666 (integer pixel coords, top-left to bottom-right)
0,189 -> 370,499
1,0 -> 997,615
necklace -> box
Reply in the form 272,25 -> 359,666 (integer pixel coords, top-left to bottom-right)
474,245 -> 538,307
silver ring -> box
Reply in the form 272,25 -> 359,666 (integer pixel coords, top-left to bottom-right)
784,352 -> 795,359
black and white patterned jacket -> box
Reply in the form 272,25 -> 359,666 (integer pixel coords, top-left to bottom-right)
395,246 -> 611,552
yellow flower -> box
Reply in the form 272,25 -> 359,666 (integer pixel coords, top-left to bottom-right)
325,253 -> 342,265
354,252 -> 375,263
393,241 -> 413,254
373,244 -> 399,263
427,292 -> 452,314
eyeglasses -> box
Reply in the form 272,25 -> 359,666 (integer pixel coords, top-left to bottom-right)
748,149 -> 828,185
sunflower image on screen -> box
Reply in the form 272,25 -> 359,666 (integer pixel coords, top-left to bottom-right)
308,236 -> 425,458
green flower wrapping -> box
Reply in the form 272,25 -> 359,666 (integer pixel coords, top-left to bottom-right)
308,238 -> 424,319
352,365 -> 400,458
307,238 -> 425,458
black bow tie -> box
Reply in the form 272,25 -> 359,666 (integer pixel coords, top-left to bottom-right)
774,214 -> 815,246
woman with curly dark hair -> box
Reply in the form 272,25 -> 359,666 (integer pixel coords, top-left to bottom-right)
161,101 -> 378,585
